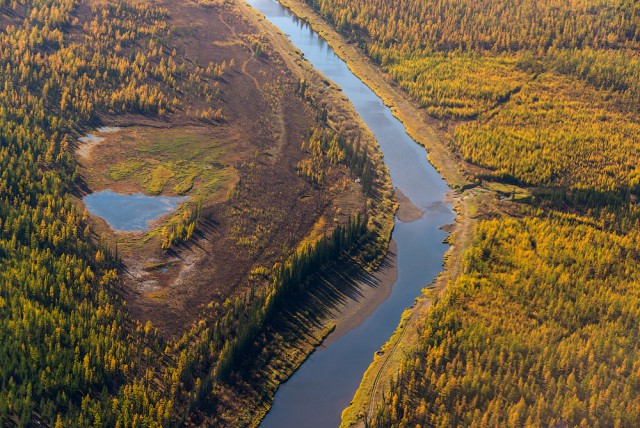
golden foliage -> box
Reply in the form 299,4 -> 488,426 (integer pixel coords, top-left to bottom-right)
372,215 -> 640,427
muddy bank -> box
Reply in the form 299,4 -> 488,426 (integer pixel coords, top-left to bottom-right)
395,189 -> 424,223
324,240 -> 398,345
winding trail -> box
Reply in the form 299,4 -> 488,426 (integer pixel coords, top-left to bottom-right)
218,13 -> 237,38
221,6 -> 289,164
241,57 -> 261,90
218,12 -> 261,92
363,190 -> 479,423
365,303 -> 421,421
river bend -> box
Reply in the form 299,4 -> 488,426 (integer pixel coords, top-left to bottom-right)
245,1 -> 455,426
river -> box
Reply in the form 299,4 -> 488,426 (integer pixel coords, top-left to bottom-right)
245,1 -> 454,426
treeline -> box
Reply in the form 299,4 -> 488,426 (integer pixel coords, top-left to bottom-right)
371,214 -> 640,427
0,0 -> 226,425
215,213 -> 368,381
298,128 -> 374,194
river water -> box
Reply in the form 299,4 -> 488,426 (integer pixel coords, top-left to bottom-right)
245,1 -> 454,426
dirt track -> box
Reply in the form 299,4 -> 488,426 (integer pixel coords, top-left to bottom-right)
78,0 -> 371,338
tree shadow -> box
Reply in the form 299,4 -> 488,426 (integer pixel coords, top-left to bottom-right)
232,246 -> 396,393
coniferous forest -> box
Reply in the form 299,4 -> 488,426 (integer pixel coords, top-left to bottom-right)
4,0 -> 640,426
297,0 -> 640,426
0,0 -> 394,425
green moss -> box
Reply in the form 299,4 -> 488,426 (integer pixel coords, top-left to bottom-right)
108,159 -> 145,181
145,165 -> 174,194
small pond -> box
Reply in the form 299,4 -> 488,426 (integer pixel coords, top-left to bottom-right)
78,134 -> 104,144
97,126 -> 121,133
83,189 -> 188,232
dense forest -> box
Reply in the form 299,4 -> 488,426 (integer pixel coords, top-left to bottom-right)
372,213 -> 640,427
297,0 -> 640,426
305,0 -> 640,194
0,0 -> 392,425
0,0 -> 192,424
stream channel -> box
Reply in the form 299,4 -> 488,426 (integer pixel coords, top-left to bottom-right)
245,1 -> 455,426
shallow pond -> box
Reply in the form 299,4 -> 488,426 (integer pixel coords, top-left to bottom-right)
97,126 -> 121,133
83,189 -> 188,232
77,127 -> 121,159
78,134 -> 104,145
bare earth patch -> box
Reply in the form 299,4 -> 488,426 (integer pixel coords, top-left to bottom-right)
76,0 -> 379,342
394,188 -> 424,223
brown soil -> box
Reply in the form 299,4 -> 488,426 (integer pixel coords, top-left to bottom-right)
75,0 -> 373,338
395,189 -> 424,223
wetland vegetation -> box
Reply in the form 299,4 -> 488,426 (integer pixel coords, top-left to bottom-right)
0,0 -> 394,425
4,0 -> 639,426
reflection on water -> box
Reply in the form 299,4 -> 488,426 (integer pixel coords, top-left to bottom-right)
83,189 -> 188,232
97,126 -> 121,133
78,134 -> 104,144
247,0 -> 454,427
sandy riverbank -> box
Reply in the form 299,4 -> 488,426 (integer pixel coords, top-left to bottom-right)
395,189 -> 424,223
323,240 -> 398,346
255,1 -> 479,426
